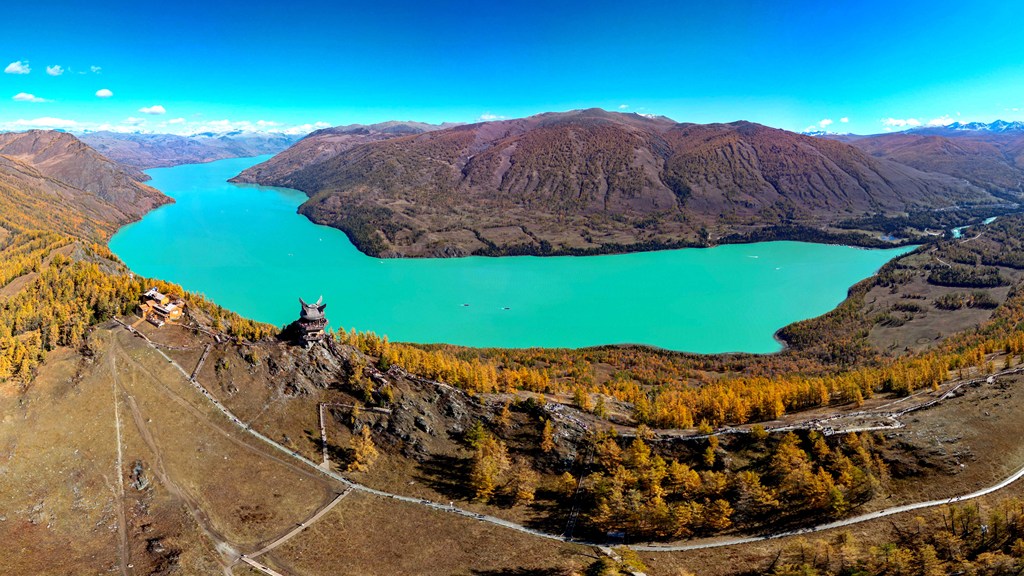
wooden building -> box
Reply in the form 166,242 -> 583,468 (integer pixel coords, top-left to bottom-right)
295,296 -> 328,345
140,287 -> 185,327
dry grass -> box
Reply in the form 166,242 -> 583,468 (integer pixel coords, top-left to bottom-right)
0,325 -> 343,573
877,370 -> 1024,506
0,338 -> 222,574
864,252 -> 1024,353
264,491 -> 592,576
109,328 -> 333,547
11,316 -> 1024,575
0,346 -> 120,574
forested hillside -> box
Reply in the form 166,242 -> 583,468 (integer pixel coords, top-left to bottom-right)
0,130 -> 167,218
230,121 -> 449,186
833,122 -> 1024,199
0,131 -> 272,389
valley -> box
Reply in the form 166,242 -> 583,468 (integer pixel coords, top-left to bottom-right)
80,131 -> 303,172
7,2 -> 1024,573
3,120 -> 1024,575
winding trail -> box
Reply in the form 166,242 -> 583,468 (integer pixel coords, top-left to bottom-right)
120,324 -> 1024,554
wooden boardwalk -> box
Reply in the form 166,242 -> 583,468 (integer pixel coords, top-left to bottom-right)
190,344 -> 212,381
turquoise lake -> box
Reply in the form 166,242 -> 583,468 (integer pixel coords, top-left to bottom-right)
109,156 -> 916,353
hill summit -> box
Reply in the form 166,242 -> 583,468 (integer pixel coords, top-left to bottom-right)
234,109 -> 1000,258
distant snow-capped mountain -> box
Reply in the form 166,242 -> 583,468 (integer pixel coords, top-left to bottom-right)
940,120 -> 1024,132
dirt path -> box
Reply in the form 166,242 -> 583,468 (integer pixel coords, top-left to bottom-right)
109,336 -> 238,572
120,336 -> 328,484
240,556 -> 287,576
110,328 -> 343,573
120,384 -> 238,558
118,323 -> 1024,554
245,488 -> 352,559
109,354 -> 132,576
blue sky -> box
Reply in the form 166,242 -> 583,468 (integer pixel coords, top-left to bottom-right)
2,0 -> 1022,135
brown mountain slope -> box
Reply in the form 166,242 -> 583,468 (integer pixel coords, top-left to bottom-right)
0,155 -> 129,239
80,130 -> 302,171
833,129 -> 1024,197
660,121 -> 992,217
0,130 -> 168,221
236,109 -> 999,257
229,121 -> 450,187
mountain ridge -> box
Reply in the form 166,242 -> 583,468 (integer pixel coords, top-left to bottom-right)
79,130 -> 303,172
0,130 -> 170,226
232,109 -> 1000,258
940,120 -> 1024,133
827,121 -> 1024,197
229,121 -> 454,188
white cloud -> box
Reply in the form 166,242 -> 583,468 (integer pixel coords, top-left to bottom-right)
3,115 -> 333,137
196,119 -> 235,131
13,93 -> 50,103
45,65 -> 64,76
618,104 -> 629,110
138,105 -> 166,115
280,121 -> 330,135
185,118 -> 331,136
803,125 -> 819,133
5,60 -> 30,74
90,65 -> 102,73
10,117 -> 78,129
840,117 -> 849,123
478,113 -> 505,122
881,117 -> 922,128
95,88 -> 113,98
94,120 -> 148,133
927,115 -> 954,127
819,118 -> 833,128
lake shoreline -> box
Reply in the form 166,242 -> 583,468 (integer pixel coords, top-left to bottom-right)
225,152 -> 948,261
108,156 -> 919,354
295,199 -> 924,260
